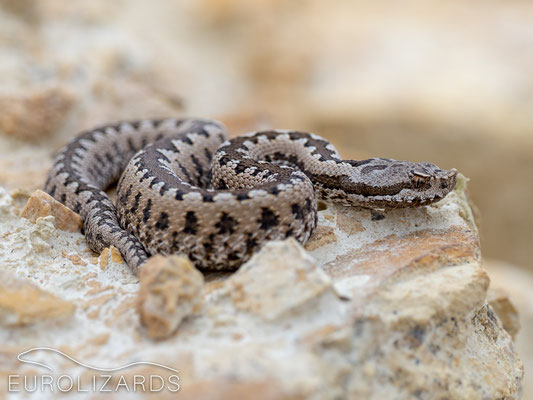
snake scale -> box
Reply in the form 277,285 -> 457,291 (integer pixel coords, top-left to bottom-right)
44,118 -> 458,273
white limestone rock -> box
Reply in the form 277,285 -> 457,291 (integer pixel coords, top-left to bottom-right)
0,176 -> 523,399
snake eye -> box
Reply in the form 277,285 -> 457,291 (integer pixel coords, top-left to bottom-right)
411,171 -> 430,188
412,176 -> 423,187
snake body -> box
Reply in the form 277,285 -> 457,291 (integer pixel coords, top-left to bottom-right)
44,118 -> 457,272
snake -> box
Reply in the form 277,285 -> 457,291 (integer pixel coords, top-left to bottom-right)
44,118 -> 458,273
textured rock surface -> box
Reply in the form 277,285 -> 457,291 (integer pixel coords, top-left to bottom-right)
0,1 -> 529,396
0,269 -> 75,327
0,87 -> 74,141
487,286 -> 520,340
137,255 -> 204,339
0,177 -> 523,398
485,260 -> 533,399
21,189 -> 83,232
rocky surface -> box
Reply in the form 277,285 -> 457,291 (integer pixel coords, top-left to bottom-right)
0,269 -> 75,327
20,189 -> 83,232
0,87 -> 74,142
0,1 -> 529,397
485,260 -> 533,399
0,176 -> 524,399
137,255 -> 204,339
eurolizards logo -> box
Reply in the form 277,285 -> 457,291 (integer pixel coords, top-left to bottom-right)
8,347 -> 180,394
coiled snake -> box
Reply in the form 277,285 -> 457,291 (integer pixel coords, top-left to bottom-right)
44,118 -> 457,273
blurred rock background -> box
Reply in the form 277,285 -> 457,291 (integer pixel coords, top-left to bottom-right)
0,0 -> 531,396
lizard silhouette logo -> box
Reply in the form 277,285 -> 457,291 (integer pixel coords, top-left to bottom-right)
9,347 -> 180,394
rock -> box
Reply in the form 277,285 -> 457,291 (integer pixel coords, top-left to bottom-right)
0,0 -> 531,274
0,151 -> 51,192
0,172 -> 524,398
487,286 -> 520,339
229,239 -> 340,320
66,252 -> 87,267
21,189 -> 82,232
304,225 -> 337,251
0,87 -> 74,142
485,259 -> 533,399
99,246 -> 124,271
137,255 -> 204,340
0,270 -> 74,326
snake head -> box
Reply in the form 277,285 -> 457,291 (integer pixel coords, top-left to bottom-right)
333,159 -> 458,208
407,163 -> 458,199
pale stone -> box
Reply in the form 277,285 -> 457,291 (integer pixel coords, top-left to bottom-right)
0,0 -> 531,273
0,179 -> 524,398
67,253 -> 87,266
336,206 -> 366,235
0,270 -> 74,326
485,259 -> 533,399
487,286 -> 520,339
304,225 -> 337,251
110,246 -> 123,263
229,239 -> 338,320
99,246 -> 124,271
21,189 -> 82,232
99,247 -> 110,271
0,87 -> 74,141
137,255 -> 204,339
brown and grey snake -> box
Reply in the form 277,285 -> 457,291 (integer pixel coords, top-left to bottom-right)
44,118 -> 458,273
